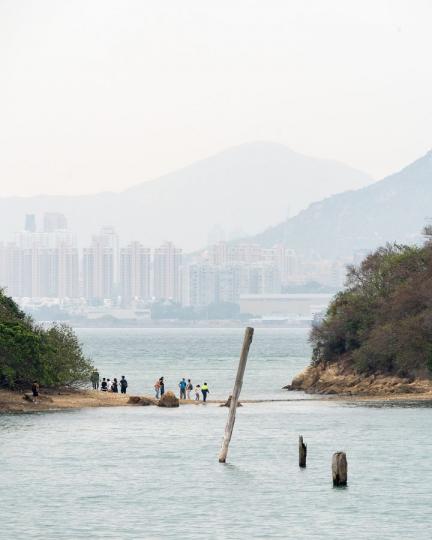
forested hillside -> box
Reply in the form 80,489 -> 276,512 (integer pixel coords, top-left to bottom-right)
0,291 -> 93,388
311,228 -> 432,378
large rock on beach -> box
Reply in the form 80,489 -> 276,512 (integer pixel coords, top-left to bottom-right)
157,391 -> 180,408
128,396 -> 156,406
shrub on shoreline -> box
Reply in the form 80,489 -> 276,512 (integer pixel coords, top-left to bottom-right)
311,228 -> 432,378
0,290 -> 93,389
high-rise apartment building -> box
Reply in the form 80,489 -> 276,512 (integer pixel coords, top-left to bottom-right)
153,242 -> 182,301
99,227 -> 120,286
56,245 -> 79,298
0,242 -> 21,296
83,235 -> 114,302
181,264 -> 218,307
43,212 -> 68,232
24,214 -> 36,233
120,241 -> 151,304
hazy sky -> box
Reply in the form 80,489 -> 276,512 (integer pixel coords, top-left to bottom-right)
1,0 -> 431,196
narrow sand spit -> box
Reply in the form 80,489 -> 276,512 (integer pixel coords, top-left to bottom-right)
2,388 -> 432,414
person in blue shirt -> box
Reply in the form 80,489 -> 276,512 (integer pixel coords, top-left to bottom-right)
178,378 -> 187,399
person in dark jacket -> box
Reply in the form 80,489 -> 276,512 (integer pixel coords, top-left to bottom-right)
120,376 -> 128,394
159,377 -> 165,396
31,380 -> 39,398
90,369 -> 100,390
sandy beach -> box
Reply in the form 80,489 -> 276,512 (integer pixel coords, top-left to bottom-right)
2,387 -> 432,414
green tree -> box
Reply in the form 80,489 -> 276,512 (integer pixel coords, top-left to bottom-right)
0,289 -> 93,388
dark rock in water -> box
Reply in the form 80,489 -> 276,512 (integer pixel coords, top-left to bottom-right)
157,391 -> 179,408
128,396 -> 156,406
220,395 -> 242,407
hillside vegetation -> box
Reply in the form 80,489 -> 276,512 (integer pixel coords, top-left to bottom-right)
0,290 -> 93,388
311,228 -> 432,378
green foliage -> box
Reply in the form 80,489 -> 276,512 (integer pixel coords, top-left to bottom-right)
311,241 -> 432,378
0,289 -> 93,388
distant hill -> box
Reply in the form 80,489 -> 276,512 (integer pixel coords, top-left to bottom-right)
247,150 -> 432,258
0,142 -> 371,250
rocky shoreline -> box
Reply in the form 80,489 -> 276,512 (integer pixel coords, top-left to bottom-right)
285,362 -> 432,397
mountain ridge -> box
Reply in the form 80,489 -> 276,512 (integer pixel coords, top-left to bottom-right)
0,141 -> 372,249
246,149 -> 432,258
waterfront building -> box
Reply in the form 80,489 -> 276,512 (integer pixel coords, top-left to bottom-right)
120,241 -> 151,304
153,241 -> 182,301
83,234 -> 114,302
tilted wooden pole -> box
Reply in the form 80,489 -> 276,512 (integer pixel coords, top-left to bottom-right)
218,326 -> 254,463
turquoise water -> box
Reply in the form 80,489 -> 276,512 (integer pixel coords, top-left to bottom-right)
1,328 -> 432,539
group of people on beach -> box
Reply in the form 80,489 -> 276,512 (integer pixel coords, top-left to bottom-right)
178,378 -> 210,402
90,370 -> 128,394
90,369 -> 210,401
154,377 -> 210,401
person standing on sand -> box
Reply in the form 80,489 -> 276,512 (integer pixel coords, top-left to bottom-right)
107,379 -> 112,391
91,369 -> 100,390
101,378 -> 108,391
201,382 -> 209,402
159,377 -> 165,397
112,378 -> 119,393
120,376 -> 128,394
31,380 -> 39,400
154,378 -> 161,399
195,384 -> 201,401
186,379 -> 193,400
179,378 -> 187,399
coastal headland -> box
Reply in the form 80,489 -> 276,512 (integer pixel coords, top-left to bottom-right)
285,361 -> 432,398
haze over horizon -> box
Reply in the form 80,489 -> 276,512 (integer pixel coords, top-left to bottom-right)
1,0 -> 431,197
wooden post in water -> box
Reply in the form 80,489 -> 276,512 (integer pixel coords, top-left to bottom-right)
332,452 -> 348,486
218,326 -> 254,463
299,435 -> 307,468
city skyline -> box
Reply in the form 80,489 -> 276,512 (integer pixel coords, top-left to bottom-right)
0,213 -> 347,309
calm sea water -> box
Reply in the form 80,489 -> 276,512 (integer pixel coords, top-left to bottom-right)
1,328 -> 432,540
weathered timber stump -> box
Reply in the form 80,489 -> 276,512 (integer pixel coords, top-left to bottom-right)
332,452 -> 348,486
299,435 -> 307,468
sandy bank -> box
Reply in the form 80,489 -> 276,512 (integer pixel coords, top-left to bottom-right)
0,389 -> 133,413
0,389 -> 238,413
285,362 -> 432,399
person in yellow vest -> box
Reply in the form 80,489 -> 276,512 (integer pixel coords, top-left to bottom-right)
201,382 -> 210,402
